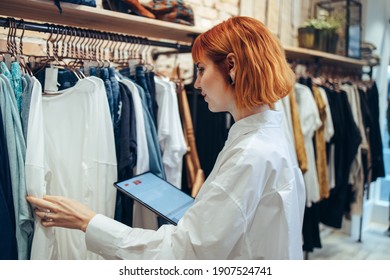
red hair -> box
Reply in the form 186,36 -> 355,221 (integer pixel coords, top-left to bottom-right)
192,16 -> 295,110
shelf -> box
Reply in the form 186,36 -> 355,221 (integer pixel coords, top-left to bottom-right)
0,0 -> 203,44
0,0 -> 371,70
284,45 -> 368,68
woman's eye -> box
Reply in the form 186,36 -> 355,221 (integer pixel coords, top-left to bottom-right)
197,68 -> 205,74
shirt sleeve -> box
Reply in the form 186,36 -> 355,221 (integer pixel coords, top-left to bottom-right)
85,181 -> 246,260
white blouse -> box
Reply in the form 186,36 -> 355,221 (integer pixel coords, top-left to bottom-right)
85,108 -> 306,259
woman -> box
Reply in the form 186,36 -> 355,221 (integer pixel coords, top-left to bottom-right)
27,16 -> 306,259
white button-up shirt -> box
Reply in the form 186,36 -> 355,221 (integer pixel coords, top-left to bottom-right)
85,108 -> 306,259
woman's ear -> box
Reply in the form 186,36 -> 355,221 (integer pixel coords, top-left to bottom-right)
226,53 -> 237,85
226,53 -> 237,72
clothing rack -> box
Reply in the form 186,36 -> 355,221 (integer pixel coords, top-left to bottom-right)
0,17 -> 192,53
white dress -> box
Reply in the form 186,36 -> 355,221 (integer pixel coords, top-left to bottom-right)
27,77 -> 117,259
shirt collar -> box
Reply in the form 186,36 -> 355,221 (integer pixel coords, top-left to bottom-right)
225,107 -> 282,147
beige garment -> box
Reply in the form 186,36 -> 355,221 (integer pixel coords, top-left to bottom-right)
312,85 -> 330,199
289,90 -> 308,174
347,84 -> 370,216
176,82 -> 205,197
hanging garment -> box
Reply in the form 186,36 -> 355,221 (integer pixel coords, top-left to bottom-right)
317,86 -> 335,142
28,76 -> 117,259
294,83 -> 322,207
187,89 -> 228,180
0,72 -> 34,260
99,68 -> 115,122
145,71 -> 158,127
119,79 -> 149,175
154,76 -> 187,188
316,86 -> 335,192
319,86 -> 361,229
302,202 -> 322,252
275,92 -> 307,174
177,83 -> 205,197
116,82 -> 137,181
20,74 -> 34,141
341,83 -> 368,216
274,94 -> 299,168
119,79 -> 157,230
25,76 -> 57,259
289,90 -> 308,174
312,85 -> 330,200
135,82 -> 165,179
357,87 -> 373,194
295,83 -> 322,255
114,82 -> 137,227
134,65 -> 156,125
109,67 -> 121,126
85,109 -> 306,259
0,104 -> 18,260
10,62 -> 23,113
366,82 -> 385,182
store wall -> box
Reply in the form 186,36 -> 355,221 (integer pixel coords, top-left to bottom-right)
240,0 -> 304,47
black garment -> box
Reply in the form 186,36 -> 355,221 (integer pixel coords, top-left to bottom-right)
0,106 -> 18,260
319,87 -> 361,228
358,87 -> 373,187
302,203 -> 322,252
114,82 -> 137,226
366,82 -> 385,182
33,67 -> 79,91
146,71 -> 158,128
187,90 -> 230,178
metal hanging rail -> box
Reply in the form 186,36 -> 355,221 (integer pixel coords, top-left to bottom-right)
0,16 -> 192,52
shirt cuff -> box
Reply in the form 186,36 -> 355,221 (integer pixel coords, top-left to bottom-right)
85,214 -> 131,259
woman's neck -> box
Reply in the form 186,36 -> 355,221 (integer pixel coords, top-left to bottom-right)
231,104 -> 270,122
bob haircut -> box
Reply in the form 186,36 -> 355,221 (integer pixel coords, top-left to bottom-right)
192,16 -> 295,110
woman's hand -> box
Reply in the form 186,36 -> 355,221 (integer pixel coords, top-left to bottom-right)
26,195 -> 96,232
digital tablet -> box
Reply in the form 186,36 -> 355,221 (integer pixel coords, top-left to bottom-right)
114,172 -> 195,225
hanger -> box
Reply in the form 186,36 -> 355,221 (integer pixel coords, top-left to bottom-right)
0,17 -> 17,69
33,25 -> 65,76
15,19 -> 33,76
67,28 -> 85,79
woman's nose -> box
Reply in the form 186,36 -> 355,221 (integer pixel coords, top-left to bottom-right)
194,75 -> 201,90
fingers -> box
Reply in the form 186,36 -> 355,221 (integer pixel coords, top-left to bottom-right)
35,209 -> 55,222
34,208 -> 57,228
27,195 -> 59,212
43,195 -> 64,202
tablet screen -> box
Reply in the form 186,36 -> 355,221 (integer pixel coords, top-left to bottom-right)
114,172 -> 194,225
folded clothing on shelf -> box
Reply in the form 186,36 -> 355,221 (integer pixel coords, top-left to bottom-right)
142,0 -> 194,26
54,0 -> 97,13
